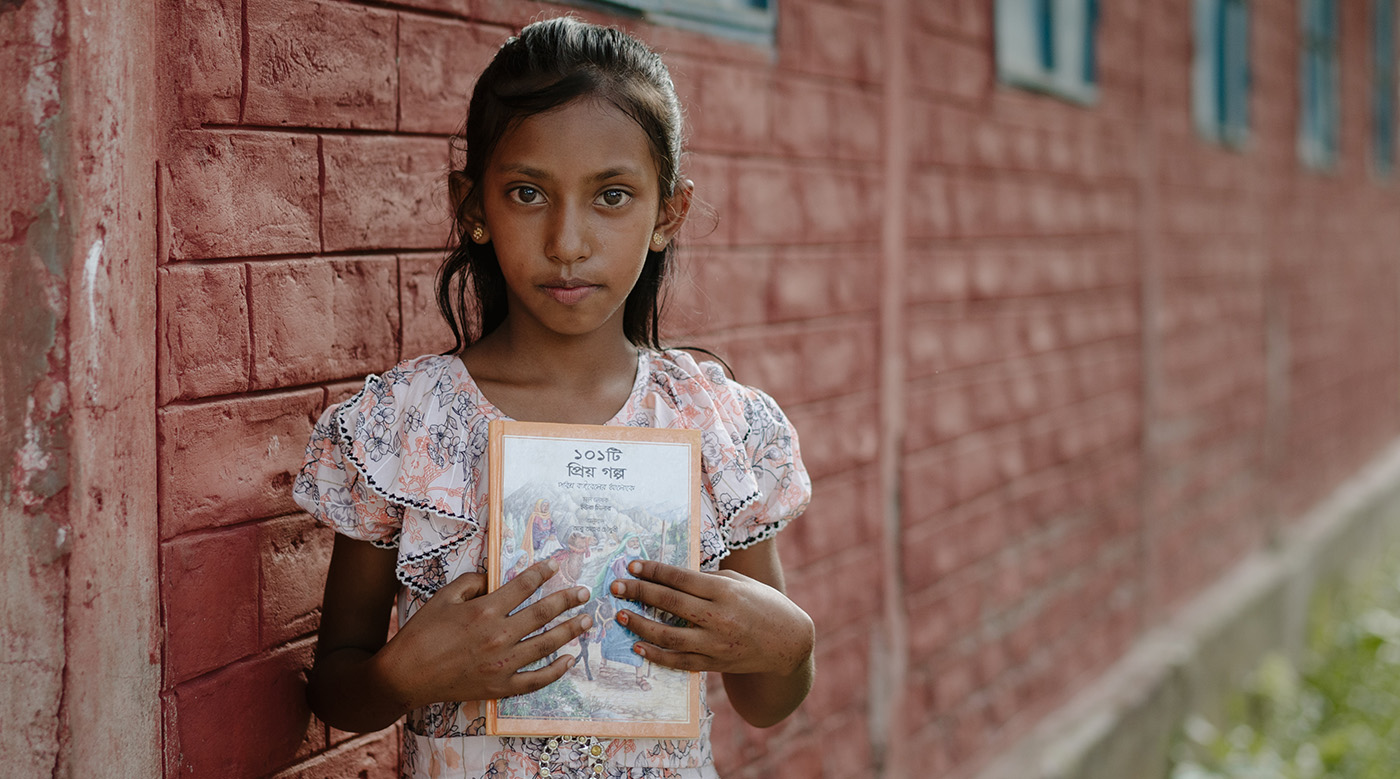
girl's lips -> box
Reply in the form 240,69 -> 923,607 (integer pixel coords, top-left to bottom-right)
542,284 -> 599,305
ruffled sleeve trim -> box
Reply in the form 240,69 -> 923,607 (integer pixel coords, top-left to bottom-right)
326,355 -> 493,587
292,406 -> 406,547
636,351 -> 812,569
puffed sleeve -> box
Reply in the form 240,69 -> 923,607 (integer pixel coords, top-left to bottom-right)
292,404 -> 404,547
722,385 -> 812,551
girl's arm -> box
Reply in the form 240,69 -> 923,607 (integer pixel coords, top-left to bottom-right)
308,535 -> 409,731
716,539 -> 816,727
310,534 -> 595,732
609,538 -> 816,728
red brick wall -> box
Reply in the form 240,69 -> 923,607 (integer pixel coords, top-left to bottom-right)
894,3 -> 1147,770
152,1 -> 1400,777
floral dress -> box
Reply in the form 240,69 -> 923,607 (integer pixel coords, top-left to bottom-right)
292,349 -> 811,779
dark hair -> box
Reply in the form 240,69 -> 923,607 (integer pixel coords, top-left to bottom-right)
438,16 -> 685,353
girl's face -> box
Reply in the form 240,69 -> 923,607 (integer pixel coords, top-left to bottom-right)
475,96 -> 688,341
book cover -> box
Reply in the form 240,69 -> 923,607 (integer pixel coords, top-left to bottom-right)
486,419 -> 703,738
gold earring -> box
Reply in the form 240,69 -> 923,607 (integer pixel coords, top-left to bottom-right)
472,225 -> 485,243
652,231 -> 665,247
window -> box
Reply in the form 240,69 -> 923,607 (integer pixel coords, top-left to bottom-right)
1193,0 -> 1251,147
995,0 -> 1101,105
576,0 -> 775,44
1299,0 -> 1340,168
1376,0 -> 1397,173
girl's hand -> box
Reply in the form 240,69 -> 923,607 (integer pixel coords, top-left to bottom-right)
375,559 -> 594,709
608,559 -> 815,677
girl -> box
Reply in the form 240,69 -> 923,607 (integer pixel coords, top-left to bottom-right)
293,16 -> 814,779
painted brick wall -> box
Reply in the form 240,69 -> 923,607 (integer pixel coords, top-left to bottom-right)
895,2 -> 1146,770
150,1 -> 1400,778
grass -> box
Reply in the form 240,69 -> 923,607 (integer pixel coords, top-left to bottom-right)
1169,539 -> 1400,779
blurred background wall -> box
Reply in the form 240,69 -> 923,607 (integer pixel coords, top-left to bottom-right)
4,0 -> 1400,777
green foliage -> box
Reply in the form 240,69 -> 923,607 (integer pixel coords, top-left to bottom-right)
500,675 -> 589,719
1170,541 -> 1400,779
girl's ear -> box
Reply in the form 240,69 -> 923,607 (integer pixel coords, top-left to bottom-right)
652,179 -> 694,248
449,171 -> 490,243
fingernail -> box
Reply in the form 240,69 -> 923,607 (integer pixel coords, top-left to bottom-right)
576,586 -> 590,602
628,561 -> 642,575
633,644 -> 646,658
611,581 -> 624,596
617,611 -> 629,626
546,559 -> 558,572
581,614 -> 593,629
568,655 -> 578,668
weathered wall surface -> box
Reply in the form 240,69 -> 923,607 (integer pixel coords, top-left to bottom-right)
148,0 -> 1400,776
7,0 -> 1400,777
2,2 -> 74,772
1,0 -> 161,777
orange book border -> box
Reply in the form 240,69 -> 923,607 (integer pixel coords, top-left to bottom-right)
485,419 -> 703,738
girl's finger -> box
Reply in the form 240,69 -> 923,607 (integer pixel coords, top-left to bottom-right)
516,612 -> 593,666
493,559 -> 560,607
629,642 -> 710,672
440,571 -> 488,602
611,577 -> 707,623
626,560 -> 717,598
615,608 -> 694,653
502,654 -> 576,698
509,586 -> 591,639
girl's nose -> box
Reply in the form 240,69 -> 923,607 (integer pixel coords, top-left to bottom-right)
544,203 -> 591,265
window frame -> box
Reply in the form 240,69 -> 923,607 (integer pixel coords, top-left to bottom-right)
1193,0 -> 1251,148
566,0 -> 776,45
994,0 -> 1101,106
1299,0 -> 1341,169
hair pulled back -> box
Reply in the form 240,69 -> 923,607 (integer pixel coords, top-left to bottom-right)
438,16 -> 685,353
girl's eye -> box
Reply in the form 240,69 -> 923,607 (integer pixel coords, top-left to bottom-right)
510,186 -> 543,205
598,189 -> 632,208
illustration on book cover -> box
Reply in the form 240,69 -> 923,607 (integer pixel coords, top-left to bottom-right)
487,420 -> 702,737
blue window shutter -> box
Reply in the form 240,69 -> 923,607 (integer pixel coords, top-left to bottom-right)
1327,0 -> 1339,158
1376,0 -> 1396,172
1083,0 -> 1099,85
1214,0 -> 1230,129
1300,0 -> 1339,167
1037,0 -> 1057,71
1193,0 -> 1219,138
1224,0 -> 1249,138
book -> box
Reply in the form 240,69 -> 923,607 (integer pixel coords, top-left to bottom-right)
485,419 -> 703,738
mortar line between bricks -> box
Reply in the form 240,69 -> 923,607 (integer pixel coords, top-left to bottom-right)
339,0 -> 480,24
158,382 -> 364,411
900,393 -> 1142,461
902,351 -> 1140,391
166,636 -> 319,691
917,163 -> 1142,185
239,0 -> 248,123
162,509 -> 318,545
244,262 -> 258,389
903,286 -> 1144,309
678,310 -> 880,339
162,249 -> 427,266
393,11 -> 401,133
254,491 -> 268,652
903,233 -> 1138,248
197,122 -> 453,141
317,136 -> 326,254
721,232 -> 1138,251
153,227 -> 173,762
394,256 -> 405,361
